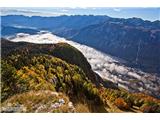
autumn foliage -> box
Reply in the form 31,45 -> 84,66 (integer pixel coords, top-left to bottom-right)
114,98 -> 129,110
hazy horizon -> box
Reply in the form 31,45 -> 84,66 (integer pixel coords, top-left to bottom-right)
1,7 -> 159,21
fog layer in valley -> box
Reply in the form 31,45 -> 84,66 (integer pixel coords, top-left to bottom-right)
9,32 -> 160,98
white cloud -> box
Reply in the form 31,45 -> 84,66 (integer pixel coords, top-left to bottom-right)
61,9 -> 69,12
113,8 -> 121,12
0,8 -> 70,17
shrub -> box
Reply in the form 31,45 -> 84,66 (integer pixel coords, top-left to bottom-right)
140,104 -> 156,113
1,61 -> 19,101
140,102 -> 160,113
114,98 -> 130,110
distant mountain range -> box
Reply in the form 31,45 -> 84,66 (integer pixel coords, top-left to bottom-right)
1,15 -> 109,31
1,15 -> 160,74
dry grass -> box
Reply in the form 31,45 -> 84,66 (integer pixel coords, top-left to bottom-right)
74,103 -> 90,113
1,90 -> 74,113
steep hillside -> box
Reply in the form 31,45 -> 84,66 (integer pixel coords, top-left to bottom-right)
1,39 -> 160,113
1,47 -> 106,112
71,22 -> 160,73
3,33 -> 160,99
1,39 -> 106,87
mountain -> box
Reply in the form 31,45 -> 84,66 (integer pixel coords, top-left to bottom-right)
1,39 -> 110,89
1,14 -> 160,113
2,15 -> 160,31
70,21 -> 160,73
2,31 -> 160,98
1,38 -> 160,113
4,33 -> 160,99
1,15 -> 109,33
1,15 -> 160,74
2,33 -> 160,98
1,39 -> 108,112
1,25 -> 39,37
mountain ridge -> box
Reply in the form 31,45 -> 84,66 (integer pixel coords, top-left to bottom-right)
2,32 -> 160,99
1,39 -> 160,113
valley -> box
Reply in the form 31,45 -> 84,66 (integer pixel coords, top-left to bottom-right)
9,32 -> 160,99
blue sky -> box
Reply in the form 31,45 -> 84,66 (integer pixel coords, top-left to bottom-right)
1,7 -> 159,21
